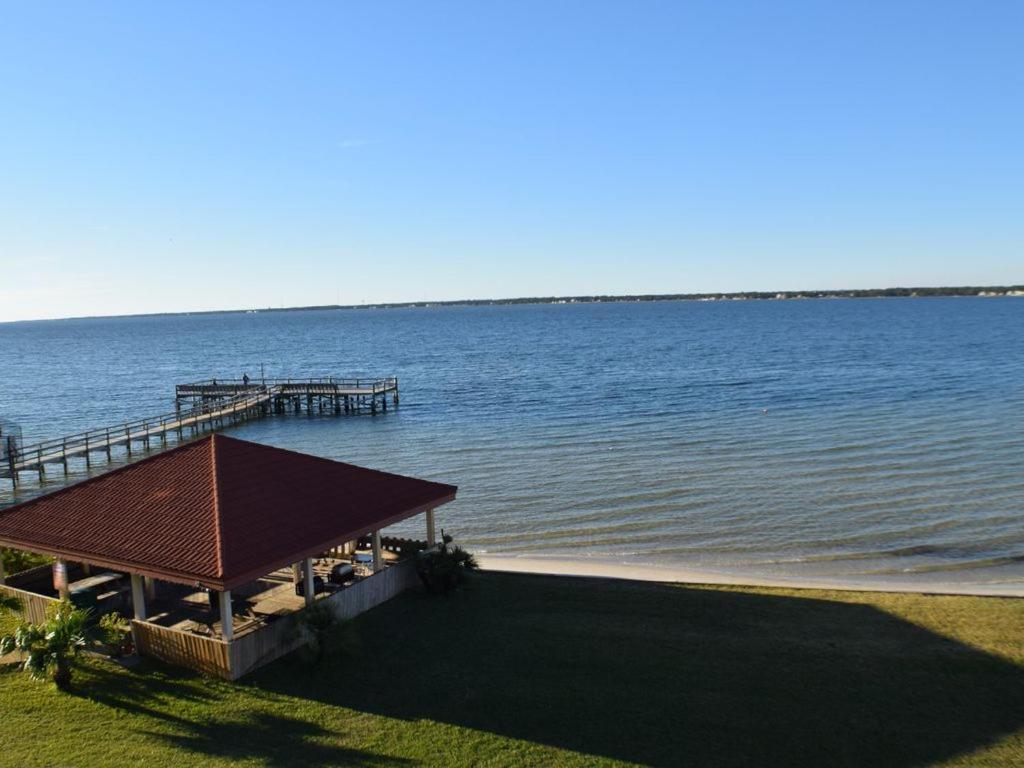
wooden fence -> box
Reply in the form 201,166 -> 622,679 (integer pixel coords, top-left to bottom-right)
132,621 -> 232,679
0,583 -> 58,624
133,558 -> 420,680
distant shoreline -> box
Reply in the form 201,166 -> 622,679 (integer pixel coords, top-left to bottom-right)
8,284 -> 1024,324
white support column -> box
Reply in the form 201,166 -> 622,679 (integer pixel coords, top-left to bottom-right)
131,574 -> 147,621
302,558 -> 315,607
426,508 -> 436,547
144,576 -> 156,602
54,559 -> 70,600
219,590 -> 233,641
372,530 -> 383,573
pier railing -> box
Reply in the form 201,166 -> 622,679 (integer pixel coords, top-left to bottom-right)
4,389 -> 272,474
175,377 -> 398,398
3,374 -> 399,485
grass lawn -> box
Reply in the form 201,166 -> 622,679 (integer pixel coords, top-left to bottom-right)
2,571 -> 1023,767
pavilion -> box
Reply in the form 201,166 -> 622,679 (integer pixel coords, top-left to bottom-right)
0,434 -> 457,677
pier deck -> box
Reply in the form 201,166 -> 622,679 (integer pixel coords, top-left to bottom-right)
1,376 -> 399,487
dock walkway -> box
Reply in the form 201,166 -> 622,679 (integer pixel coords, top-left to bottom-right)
1,376 -> 398,488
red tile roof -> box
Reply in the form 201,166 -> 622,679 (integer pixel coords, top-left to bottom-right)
0,435 -> 456,589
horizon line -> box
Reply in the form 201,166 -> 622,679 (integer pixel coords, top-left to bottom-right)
4,283 -> 1023,324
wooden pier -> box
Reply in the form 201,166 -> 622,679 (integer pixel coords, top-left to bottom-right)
1,376 -> 399,489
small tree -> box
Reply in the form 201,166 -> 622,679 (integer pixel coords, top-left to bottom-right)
0,600 -> 90,689
416,531 -> 478,593
297,602 -> 338,664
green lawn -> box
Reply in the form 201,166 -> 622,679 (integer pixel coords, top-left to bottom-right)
2,572 -> 1023,767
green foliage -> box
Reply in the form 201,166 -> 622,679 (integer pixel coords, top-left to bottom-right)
97,612 -> 133,658
0,591 -> 22,616
0,599 -> 90,689
1,548 -> 50,576
416,530 -> 478,593
297,602 -> 339,664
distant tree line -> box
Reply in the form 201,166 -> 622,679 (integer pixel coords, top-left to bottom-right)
63,285 -> 1024,322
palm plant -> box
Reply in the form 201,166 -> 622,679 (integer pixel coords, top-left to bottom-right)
416,531 -> 478,593
297,602 -> 339,664
0,600 -> 90,689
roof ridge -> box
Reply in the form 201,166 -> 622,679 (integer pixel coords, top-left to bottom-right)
213,434 -> 454,488
210,435 -> 225,578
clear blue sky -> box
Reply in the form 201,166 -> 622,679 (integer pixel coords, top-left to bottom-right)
1,1 -> 1021,321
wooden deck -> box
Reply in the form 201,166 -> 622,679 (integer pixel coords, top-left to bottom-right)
1,376 -> 399,487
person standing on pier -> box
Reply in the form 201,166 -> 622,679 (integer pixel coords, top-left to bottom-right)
242,373 -> 250,387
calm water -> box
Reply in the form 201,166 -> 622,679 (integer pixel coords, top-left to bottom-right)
2,298 -> 1023,587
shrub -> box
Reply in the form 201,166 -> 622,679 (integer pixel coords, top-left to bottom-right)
0,600 -> 90,690
297,602 -> 339,664
416,531 -> 478,593
98,612 -> 133,658
0,549 -> 50,577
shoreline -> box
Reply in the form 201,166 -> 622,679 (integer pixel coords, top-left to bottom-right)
477,554 -> 1024,597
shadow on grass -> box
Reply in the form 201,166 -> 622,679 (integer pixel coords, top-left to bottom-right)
143,711 -> 408,768
253,572 -> 1024,767
71,660 -> 406,767
72,660 -> 219,719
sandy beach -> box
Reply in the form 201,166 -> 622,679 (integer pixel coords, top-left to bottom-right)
478,554 -> 1024,597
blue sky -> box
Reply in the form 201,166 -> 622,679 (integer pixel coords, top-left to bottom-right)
1,1 -> 1021,321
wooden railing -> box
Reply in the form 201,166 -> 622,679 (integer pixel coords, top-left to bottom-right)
0,583 -> 57,624
5,389 -> 270,473
132,559 -> 419,680
229,558 -> 419,679
132,621 -> 232,679
176,377 -> 398,398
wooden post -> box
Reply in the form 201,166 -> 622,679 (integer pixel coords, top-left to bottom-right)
61,440 -> 68,474
302,558 -> 315,607
131,574 -> 147,620
125,426 -> 132,455
426,509 -> 436,547
53,559 -> 70,599
84,435 -> 91,467
219,590 -> 233,640
372,530 -> 383,573
5,436 -> 17,489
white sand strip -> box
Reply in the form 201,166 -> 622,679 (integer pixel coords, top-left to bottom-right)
477,555 -> 1024,597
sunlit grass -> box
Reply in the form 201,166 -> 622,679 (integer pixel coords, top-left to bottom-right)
1,573 -> 1022,767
